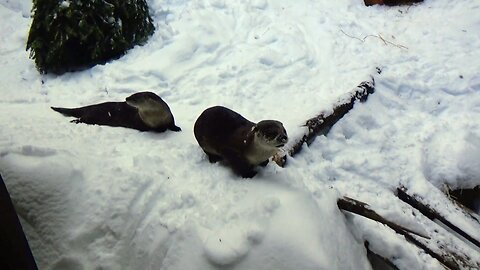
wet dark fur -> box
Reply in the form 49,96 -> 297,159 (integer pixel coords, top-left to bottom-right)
51,92 -> 180,132
194,106 -> 286,178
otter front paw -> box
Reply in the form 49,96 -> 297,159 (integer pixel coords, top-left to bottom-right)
240,170 -> 257,178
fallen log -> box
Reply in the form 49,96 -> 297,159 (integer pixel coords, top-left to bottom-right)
337,197 -> 429,239
338,196 -> 480,270
420,227 -> 480,270
396,187 -> 480,249
274,77 -> 375,167
337,197 -> 455,269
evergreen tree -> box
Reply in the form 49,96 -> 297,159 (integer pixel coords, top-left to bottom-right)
26,0 -> 155,74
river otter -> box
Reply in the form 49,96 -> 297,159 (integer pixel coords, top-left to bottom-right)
51,91 -> 181,132
194,106 -> 287,178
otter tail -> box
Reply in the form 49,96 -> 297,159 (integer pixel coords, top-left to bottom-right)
51,107 -> 84,118
169,124 -> 182,132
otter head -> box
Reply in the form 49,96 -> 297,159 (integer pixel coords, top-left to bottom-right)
245,120 -> 288,165
125,92 -> 178,130
125,92 -> 166,109
253,120 -> 288,148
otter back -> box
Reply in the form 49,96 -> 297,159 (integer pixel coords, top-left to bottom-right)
194,106 -> 286,177
194,106 -> 254,155
51,92 -> 181,132
52,102 -> 154,131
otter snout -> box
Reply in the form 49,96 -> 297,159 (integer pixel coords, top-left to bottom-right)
278,134 -> 288,143
275,134 -> 288,147
125,96 -> 141,107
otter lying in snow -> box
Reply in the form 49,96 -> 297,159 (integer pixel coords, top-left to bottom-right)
51,91 -> 181,132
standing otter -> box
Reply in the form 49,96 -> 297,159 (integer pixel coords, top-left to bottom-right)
194,106 -> 288,178
51,91 -> 181,132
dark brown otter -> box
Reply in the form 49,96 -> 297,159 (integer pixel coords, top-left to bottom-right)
51,91 -> 181,132
194,106 -> 288,178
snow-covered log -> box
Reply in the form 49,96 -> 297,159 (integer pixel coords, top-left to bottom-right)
413,227 -> 480,270
337,196 -> 456,269
396,187 -> 480,249
273,78 -> 376,167
338,195 -> 480,270
337,196 -> 429,238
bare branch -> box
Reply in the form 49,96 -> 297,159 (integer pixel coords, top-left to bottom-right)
340,29 -> 408,50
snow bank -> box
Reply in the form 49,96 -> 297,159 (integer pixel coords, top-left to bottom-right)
422,130 -> 480,190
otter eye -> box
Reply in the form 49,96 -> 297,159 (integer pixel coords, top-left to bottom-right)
264,130 -> 277,138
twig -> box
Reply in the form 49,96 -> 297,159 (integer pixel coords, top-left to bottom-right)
340,29 -> 408,50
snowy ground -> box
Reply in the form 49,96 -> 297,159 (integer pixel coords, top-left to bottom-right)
1,0 -> 479,269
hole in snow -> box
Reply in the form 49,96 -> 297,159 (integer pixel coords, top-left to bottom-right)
449,187 -> 480,214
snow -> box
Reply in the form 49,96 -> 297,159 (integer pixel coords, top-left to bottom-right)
0,0 -> 479,269
60,1 -> 70,9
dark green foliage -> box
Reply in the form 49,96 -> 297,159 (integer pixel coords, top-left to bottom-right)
26,0 -> 155,74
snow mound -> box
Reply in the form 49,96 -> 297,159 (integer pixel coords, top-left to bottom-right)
422,130 -> 480,190
161,186 -> 370,270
